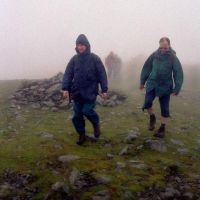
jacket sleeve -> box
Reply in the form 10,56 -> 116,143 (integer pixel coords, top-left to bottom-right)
95,56 -> 108,93
62,57 -> 74,91
172,56 -> 184,94
140,53 -> 154,85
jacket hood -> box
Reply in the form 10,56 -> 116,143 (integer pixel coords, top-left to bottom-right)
154,46 -> 176,60
75,34 -> 91,55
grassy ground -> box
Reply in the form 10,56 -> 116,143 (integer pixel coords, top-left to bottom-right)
0,79 -> 200,199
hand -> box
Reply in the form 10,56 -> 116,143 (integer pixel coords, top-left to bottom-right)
140,85 -> 144,90
63,90 -> 69,99
172,92 -> 178,96
101,92 -> 108,100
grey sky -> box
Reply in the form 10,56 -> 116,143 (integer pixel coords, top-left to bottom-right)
0,0 -> 200,79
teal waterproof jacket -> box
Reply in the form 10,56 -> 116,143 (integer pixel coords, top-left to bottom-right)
140,48 -> 184,96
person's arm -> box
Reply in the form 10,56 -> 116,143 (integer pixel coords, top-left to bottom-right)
62,57 -> 74,93
172,56 -> 184,95
140,53 -> 154,87
95,56 -> 108,95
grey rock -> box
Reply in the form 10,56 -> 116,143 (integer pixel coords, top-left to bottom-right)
69,168 -> 80,187
124,128 -> 140,143
119,145 -> 129,156
116,162 -> 126,170
43,100 -> 55,107
170,139 -> 184,146
129,160 -> 148,170
92,190 -> 111,200
58,155 -> 80,163
31,103 -> 41,109
12,74 -> 126,110
41,132 -> 54,139
183,192 -> 194,199
51,181 -> 69,193
144,138 -> 167,152
95,175 -> 112,184
160,187 -> 180,198
106,153 -> 114,159
51,107 -> 59,112
59,99 -> 69,108
177,147 -> 189,155
0,183 -> 13,198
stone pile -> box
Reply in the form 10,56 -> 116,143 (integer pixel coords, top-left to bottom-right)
10,72 -> 127,110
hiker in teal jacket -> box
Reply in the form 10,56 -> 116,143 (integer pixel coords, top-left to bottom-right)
140,37 -> 184,138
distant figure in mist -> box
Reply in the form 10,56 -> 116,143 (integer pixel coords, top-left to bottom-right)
62,34 -> 108,145
105,51 -> 122,80
140,37 -> 184,138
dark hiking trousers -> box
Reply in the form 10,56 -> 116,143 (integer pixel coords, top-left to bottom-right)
143,89 -> 170,118
72,100 -> 99,134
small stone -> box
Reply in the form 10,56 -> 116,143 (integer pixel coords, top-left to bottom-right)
92,190 -> 111,200
177,147 -> 189,155
129,160 -> 148,170
31,103 -> 41,109
170,139 -> 184,146
116,162 -> 126,170
69,168 -> 79,187
43,100 -> 55,107
119,145 -> 132,156
106,153 -> 114,159
58,155 -> 80,163
183,192 -> 194,199
41,132 -> 54,139
51,107 -> 58,112
124,128 -> 140,144
144,138 -> 167,152
95,175 -> 112,185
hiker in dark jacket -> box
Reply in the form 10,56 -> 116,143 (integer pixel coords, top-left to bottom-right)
62,34 -> 108,145
140,37 -> 183,138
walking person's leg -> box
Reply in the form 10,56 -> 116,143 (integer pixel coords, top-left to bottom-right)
82,103 -> 101,138
72,101 -> 86,145
154,94 -> 170,138
142,89 -> 157,131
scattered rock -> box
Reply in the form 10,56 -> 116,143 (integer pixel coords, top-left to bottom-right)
41,132 -> 54,139
106,153 -> 114,160
119,145 -> 129,156
69,168 -> 97,190
96,90 -> 127,107
92,190 -> 111,200
129,160 -> 148,170
144,138 -> 167,152
124,128 -> 140,144
58,155 -> 80,163
95,175 -> 112,185
170,138 -> 184,146
0,170 -> 38,199
116,162 -> 126,170
119,144 -> 134,156
51,181 -> 69,193
177,147 -> 189,155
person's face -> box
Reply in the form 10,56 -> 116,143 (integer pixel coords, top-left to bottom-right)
159,40 -> 170,54
77,44 -> 87,54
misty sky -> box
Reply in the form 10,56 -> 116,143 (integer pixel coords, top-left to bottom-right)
0,0 -> 200,80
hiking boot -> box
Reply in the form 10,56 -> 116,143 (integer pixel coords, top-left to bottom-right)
149,114 -> 156,131
93,124 -> 101,138
76,133 -> 86,145
154,125 -> 166,138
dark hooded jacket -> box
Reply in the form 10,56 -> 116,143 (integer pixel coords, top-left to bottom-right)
62,34 -> 108,103
140,47 -> 184,96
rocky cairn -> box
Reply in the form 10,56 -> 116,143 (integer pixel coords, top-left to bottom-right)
9,72 -> 126,110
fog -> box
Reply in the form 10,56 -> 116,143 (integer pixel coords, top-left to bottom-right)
0,0 -> 200,80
